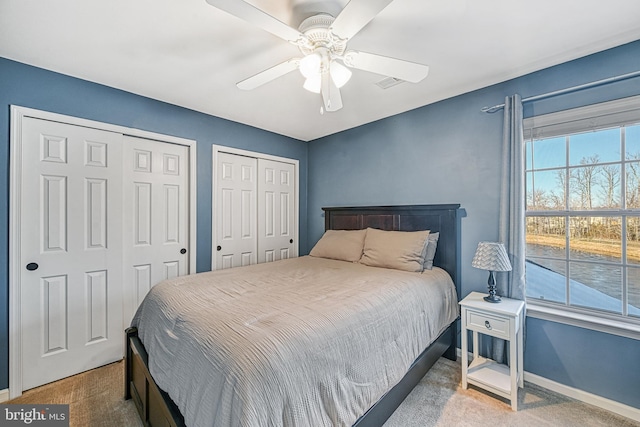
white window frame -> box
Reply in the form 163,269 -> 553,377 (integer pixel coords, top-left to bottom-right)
524,95 -> 640,340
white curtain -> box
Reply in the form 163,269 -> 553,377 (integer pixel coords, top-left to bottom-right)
493,94 -> 526,363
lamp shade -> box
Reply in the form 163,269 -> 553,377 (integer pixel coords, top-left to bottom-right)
471,242 -> 512,272
329,61 -> 352,88
299,53 -> 321,79
303,75 -> 321,93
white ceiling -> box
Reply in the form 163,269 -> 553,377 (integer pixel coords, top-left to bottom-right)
1,0 -> 640,141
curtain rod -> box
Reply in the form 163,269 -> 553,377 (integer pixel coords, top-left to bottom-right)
480,70 -> 640,113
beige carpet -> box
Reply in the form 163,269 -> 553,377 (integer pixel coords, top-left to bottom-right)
386,357 -> 640,427
6,358 -> 639,426
7,361 -> 142,427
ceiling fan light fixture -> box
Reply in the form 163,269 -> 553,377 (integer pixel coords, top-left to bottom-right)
303,75 -> 322,93
330,61 -> 352,88
210,1 -> 431,114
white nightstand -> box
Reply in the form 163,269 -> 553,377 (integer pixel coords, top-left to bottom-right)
459,291 -> 525,411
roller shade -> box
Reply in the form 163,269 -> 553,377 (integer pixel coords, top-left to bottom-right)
524,95 -> 640,140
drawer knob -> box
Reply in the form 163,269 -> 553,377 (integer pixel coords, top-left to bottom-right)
485,320 -> 492,330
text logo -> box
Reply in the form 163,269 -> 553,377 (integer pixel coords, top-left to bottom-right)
0,405 -> 69,426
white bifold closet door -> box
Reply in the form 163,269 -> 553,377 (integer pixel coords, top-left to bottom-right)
18,117 -> 191,391
20,118 -> 125,390
215,152 -> 258,269
257,158 -> 295,263
214,151 -> 296,270
123,136 -> 190,324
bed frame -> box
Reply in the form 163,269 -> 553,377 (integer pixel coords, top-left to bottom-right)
125,204 -> 461,427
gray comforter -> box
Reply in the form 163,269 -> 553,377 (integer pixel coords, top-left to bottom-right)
131,256 -> 458,427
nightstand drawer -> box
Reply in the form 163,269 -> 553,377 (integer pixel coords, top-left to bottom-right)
466,311 -> 509,338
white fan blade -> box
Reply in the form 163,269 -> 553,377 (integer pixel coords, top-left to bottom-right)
321,71 -> 343,112
330,0 -> 395,41
237,59 -> 300,90
206,0 -> 305,43
343,51 -> 429,83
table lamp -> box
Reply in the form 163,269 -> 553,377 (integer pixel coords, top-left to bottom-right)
471,242 -> 512,303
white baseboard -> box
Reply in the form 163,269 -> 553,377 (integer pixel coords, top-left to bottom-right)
524,371 -> 640,423
454,349 -> 640,422
0,388 -> 9,403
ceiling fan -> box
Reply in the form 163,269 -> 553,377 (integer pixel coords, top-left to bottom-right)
205,0 -> 430,113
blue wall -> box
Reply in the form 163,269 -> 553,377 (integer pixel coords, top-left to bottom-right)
307,40 -> 640,409
2,38 -> 640,410
0,57 -> 308,390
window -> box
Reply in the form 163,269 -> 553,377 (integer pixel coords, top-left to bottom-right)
525,96 -> 640,327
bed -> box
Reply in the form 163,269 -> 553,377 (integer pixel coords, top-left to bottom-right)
125,204 -> 461,427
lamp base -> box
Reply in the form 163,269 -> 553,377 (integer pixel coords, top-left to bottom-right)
484,270 -> 501,303
483,294 -> 502,303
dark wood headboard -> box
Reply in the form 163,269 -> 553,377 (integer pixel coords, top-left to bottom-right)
322,204 -> 461,298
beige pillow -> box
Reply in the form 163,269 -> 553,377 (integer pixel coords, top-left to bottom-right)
360,228 -> 430,272
309,229 -> 367,262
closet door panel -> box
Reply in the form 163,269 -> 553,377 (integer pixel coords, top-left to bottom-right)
214,152 -> 258,269
123,136 -> 190,323
20,117 -> 124,390
258,158 -> 296,263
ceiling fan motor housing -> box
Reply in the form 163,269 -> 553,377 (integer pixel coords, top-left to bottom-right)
297,14 -> 346,58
